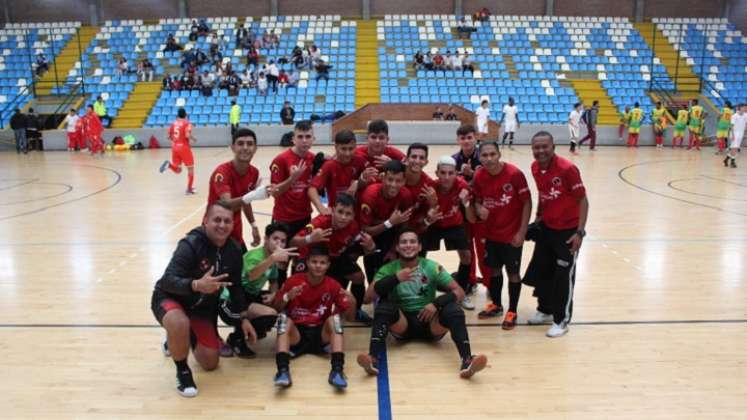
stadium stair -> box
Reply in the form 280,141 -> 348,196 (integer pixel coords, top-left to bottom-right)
110,81 -> 161,128
568,79 -> 619,125
635,22 -> 700,93
355,20 -> 380,108
35,26 -> 99,95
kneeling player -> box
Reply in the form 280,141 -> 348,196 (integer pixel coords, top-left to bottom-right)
423,156 -> 474,310
357,229 -> 487,379
272,247 -> 356,389
218,222 -> 298,357
290,193 -> 376,322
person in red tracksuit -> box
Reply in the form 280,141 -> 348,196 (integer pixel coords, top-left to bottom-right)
83,105 -> 104,155
160,107 -> 197,194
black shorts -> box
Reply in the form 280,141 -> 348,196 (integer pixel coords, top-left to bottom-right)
485,240 -> 523,274
273,217 -> 311,239
423,225 -> 470,251
391,311 -> 446,341
290,325 -> 329,357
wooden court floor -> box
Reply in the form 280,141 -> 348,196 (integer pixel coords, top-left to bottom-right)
1,145 -> 746,419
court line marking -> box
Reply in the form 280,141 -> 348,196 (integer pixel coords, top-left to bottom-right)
667,177 -> 747,202
0,182 -> 74,206
0,178 -> 39,191
617,159 -> 747,217
376,348 -> 393,420
2,319 -> 747,328
0,164 -> 123,222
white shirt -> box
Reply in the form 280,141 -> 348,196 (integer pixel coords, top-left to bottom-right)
267,63 -> 279,77
64,114 -> 79,133
569,109 -> 582,127
476,106 -> 490,124
731,112 -> 747,136
502,104 -> 518,123
257,78 -> 268,90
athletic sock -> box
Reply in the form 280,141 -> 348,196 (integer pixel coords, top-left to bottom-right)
488,275 -> 503,307
351,282 -> 365,310
187,173 -> 194,190
439,305 -> 472,360
501,133 -> 507,144
276,352 -> 290,371
456,263 -> 471,292
168,162 -> 180,173
331,352 -> 345,371
508,281 -> 522,312
570,141 -> 577,152
174,358 -> 189,372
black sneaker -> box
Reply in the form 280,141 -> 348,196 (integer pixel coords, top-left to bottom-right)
176,368 -> 198,397
228,332 -> 257,359
724,156 -> 730,167
731,160 -> 737,168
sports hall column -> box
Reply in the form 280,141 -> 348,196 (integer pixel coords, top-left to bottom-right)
545,0 -> 554,15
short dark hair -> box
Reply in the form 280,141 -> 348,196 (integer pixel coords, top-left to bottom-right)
265,222 -> 289,238
334,129 -> 356,145
177,107 -> 187,119
634,102 -> 640,108
692,99 -> 698,105
531,130 -> 554,144
592,100 -> 599,106
406,142 -> 428,158
232,127 -> 256,144
573,102 -> 581,108
294,120 -> 313,132
334,192 -> 356,208
382,159 -> 406,175
725,100 -> 732,108
367,119 -> 388,135
656,101 -> 662,106
308,246 -> 330,258
457,123 -> 476,136
397,227 -> 420,243
207,199 -> 232,215
478,141 -> 500,154
87,104 -> 93,110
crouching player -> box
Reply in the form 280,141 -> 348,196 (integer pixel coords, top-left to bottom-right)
272,247 -> 356,389
357,229 -> 487,379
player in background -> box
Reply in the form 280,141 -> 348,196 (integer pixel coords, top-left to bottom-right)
715,101 -> 734,155
568,102 -> 582,154
160,107 -> 197,194
673,107 -> 689,148
725,104 -> 747,168
500,97 -> 519,149
627,102 -> 644,148
687,99 -> 705,151
651,102 -> 668,148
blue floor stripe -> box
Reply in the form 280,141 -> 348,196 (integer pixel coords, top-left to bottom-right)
376,348 -> 393,420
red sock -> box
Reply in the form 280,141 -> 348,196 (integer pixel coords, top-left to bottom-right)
655,135 -> 663,145
695,138 -> 700,150
169,163 -> 181,173
187,173 -> 194,190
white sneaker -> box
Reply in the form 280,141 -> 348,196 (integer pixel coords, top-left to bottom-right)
461,296 -> 476,310
546,323 -> 569,338
527,311 -> 553,325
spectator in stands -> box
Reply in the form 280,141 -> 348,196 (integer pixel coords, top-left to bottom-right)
189,20 -> 199,42
246,46 -> 259,68
449,50 -> 462,71
413,51 -> 425,70
280,101 -> 295,125
424,52 -> 433,70
209,43 -> 222,65
433,106 -> 445,120
462,52 -> 474,73
224,61 -> 233,76
195,49 -> 208,67
164,34 -> 182,52
291,46 -> 304,68
278,69 -> 289,88
163,74 -> 173,90
197,19 -> 209,35
266,59 -> 279,93
257,72 -> 268,96
457,18 -> 476,39
139,58 -> 154,82
94,96 -> 111,128
240,67 -> 255,88
433,51 -> 445,71
309,45 -> 322,68
315,60 -> 331,81
236,23 -> 248,45
10,108 -> 27,154
181,49 -> 195,69
286,69 -> 298,88
226,72 -> 240,97
269,30 -> 280,49
35,53 -> 49,76
25,108 -> 43,151
116,57 -> 130,76
446,105 -> 458,121
476,7 -> 490,22
200,71 -> 214,96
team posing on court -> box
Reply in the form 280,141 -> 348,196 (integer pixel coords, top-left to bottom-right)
151,112 -> 589,397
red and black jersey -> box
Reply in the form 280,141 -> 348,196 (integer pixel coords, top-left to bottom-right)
403,172 -> 436,232
273,273 -> 352,326
309,156 -> 367,208
207,161 -> 259,244
296,214 -> 361,258
354,145 -> 405,169
358,183 -> 414,229
472,163 -> 530,243
270,148 -> 315,223
434,177 -> 470,228
531,155 -> 586,230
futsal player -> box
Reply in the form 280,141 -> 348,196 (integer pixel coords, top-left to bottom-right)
466,142 -> 531,329
354,119 -> 405,170
716,101 -> 734,155
357,229 -> 488,379
627,103 -> 643,147
618,106 -> 631,142
651,102 -> 668,148
272,246 -> 356,389
673,107 -> 689,148
687,99 -> 705,150
500,97 -> 520,149
725,104 -> 747,168
402,143 -> 437,233
159,108 -> 197,194
475,99 -> 491,142
83,104 -> 105,155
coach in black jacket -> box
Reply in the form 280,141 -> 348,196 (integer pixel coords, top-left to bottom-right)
151,201 -> 257,398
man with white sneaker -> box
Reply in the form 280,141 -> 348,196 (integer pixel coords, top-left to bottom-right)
526,131 -> 588,338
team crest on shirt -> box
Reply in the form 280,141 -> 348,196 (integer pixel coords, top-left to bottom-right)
321,292 -> 332,303
199,259 -> 210,272
503,183 -> 513,192
552,177 -> 562,187
213,173 -> 224,184
361,203 -> 371,215
271,163 -> 280,173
